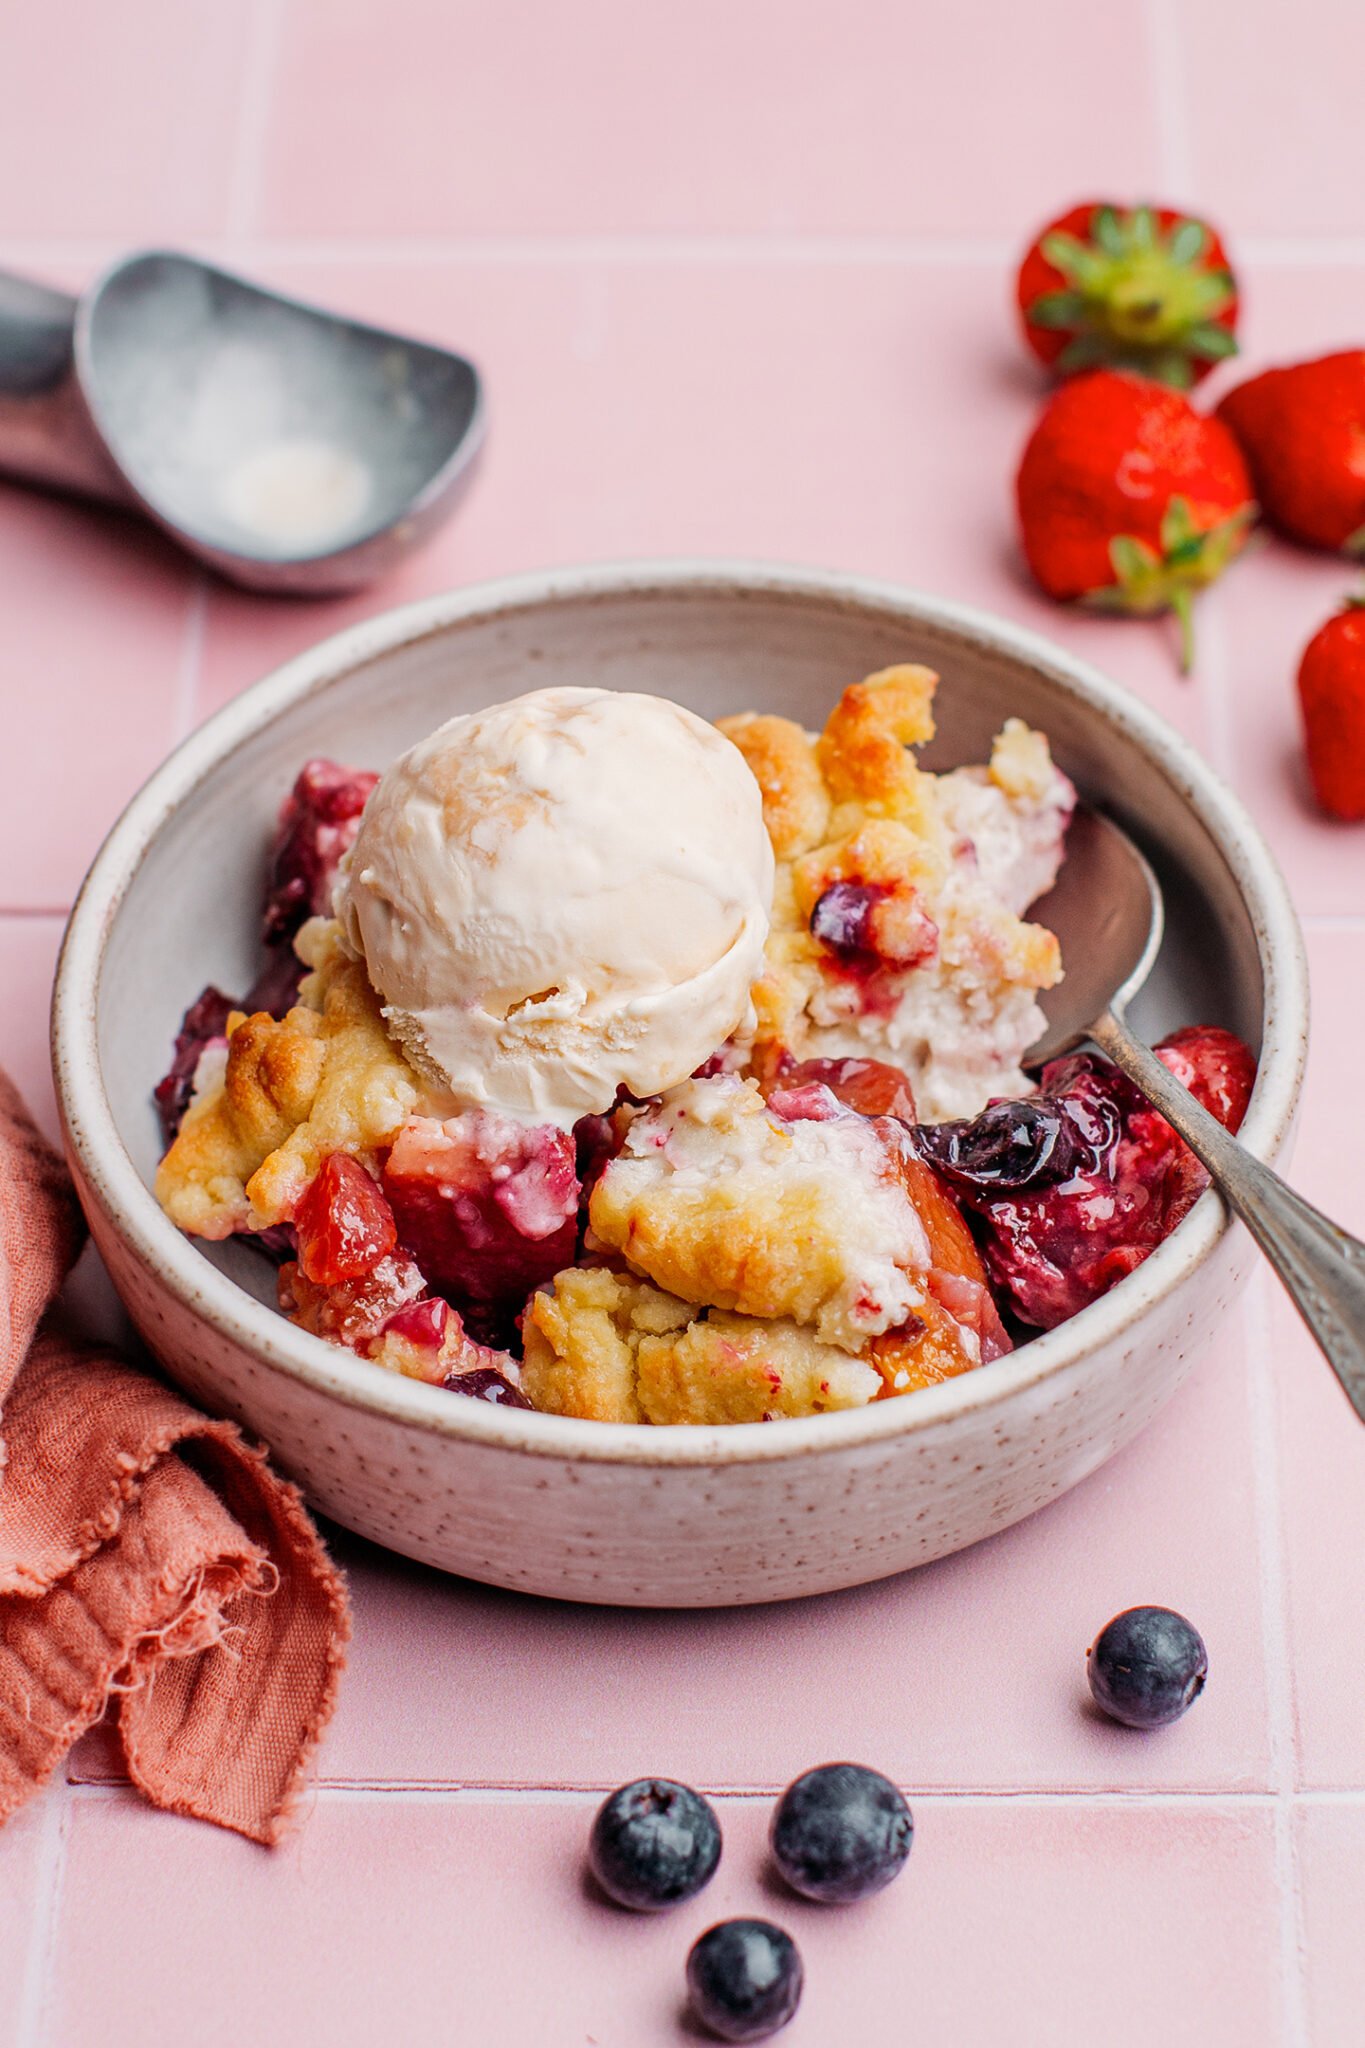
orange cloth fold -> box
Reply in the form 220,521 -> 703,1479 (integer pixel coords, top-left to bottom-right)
0,1071 -> 349,1843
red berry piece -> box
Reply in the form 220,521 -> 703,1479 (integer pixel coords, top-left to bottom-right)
383,1112 -> 580,1334
280,1250 -> 426,1349
946,1030 -> 1256,1328
775,1054 -> 918,1124
294,1153 -> 398,1287
153,985 -> 239,1144
1017,200 -> 1239,389
1217,351 -> 1365,554
1016,369 -> 1255,672
263,758 -> 378,947
1297,598 -> 1365,821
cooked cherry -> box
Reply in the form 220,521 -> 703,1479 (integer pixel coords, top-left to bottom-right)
810,881 -> 884,954
916,1087 -> 1122,1194
153,985 -> 238,1144
263,757 -> 378,946
779,1055 -> 916,1124
384,1113 -> 579,1335
294,1153 -> 398,1286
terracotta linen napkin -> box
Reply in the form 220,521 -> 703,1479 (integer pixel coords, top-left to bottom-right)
0,1071 -> 350,1843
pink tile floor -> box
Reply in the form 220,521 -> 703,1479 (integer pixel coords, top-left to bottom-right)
2,2 -> 1362,2041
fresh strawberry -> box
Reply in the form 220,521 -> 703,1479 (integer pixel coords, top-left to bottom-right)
1297,595 -> 1365,821
1017,202 -> 1239,389
1015,369 -> 1256,671
1216,351 -> 1365,554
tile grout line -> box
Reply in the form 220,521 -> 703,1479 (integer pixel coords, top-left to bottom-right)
1141,16 -> 1309,2039
61,1779 -> 1357,1809
14,1774 -> 71,2048
224,0 -> 289,246
3,233 -> 1365,271
1143,0 -> 1195,196
1144,0 -> 1230,777
1245,1274 -> 1312,2048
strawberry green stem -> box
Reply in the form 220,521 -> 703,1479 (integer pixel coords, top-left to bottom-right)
1171,587 -> 1196,675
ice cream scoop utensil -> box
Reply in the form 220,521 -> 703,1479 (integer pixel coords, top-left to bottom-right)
0,251 -> 483,592
1029,804 -> 1365,1422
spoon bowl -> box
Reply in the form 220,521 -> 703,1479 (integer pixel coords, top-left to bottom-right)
0,251 -> 485,592
1027,805 -> 1164,1066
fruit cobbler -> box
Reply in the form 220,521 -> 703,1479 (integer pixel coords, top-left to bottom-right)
154,668 -> 1255,1424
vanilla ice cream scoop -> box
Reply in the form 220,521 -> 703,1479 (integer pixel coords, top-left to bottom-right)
335,686 -> 774,1127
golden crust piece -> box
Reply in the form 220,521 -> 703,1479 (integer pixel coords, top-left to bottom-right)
717,713 -> 831,858
587,1076 -> 927,1351
728,666 -> 1069,1120
155,1010 -> 326,1238
521,1265 -> 880,1424
155,919 -> 424,1237
989,716 -> 1056,803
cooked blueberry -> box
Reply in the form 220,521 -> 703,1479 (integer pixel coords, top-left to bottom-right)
770,1762 -> 912,1903
587,1777 -> 720,1910
444,1366 -> 533,1409
915,1085 -> 1122,1195
1088,1607 -> 1208,1728
809,880 -> 883,954
686,1919 -> 803,2042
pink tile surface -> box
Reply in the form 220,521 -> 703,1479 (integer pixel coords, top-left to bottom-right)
69,1308 -> 1268,1795
0,1799 -> 53,2045
1298,1804 -> 1365,2044
1269,930 -> 1365,1789
1199,265 -> 1365,909
54,1790 -> 1281,2048
0,4 -> 253,241
194,257 -> 1211,749
261,0 -> 1160,240
7,0 -> 1365,2038
0,915 -> 63,1142
0,493 -> 194,909
1184,0 -> 1365,238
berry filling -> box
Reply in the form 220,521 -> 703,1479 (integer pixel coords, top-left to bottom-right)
281,1250 -> 427,1349
293,1153 -> 397,1287
383,1112 -> 580,1339
154,735 -> 1259,1418
153,985 -> 238,1145
927,1025 -> 1255,1329
263,757 -> 378,947
808,879 -> 939,1015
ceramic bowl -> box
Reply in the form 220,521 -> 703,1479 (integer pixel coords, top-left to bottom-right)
52,562 -> 1308,1607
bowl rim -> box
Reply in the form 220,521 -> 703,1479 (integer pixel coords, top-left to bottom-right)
52,557 -> 1309,1469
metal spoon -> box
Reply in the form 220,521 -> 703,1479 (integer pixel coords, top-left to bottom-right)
1029,804 -> 1365,1422
0,250 -> 484,592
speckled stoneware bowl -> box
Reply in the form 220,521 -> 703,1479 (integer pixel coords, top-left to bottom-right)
53,562 -> 1308,1606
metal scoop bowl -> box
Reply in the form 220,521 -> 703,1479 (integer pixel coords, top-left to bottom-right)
1030,804 -> 1365,1423
0,250 -> 484,592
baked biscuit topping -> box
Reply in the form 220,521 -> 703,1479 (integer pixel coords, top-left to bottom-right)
149,673 -> 1103,1429
588,1075 -> 930,1352
720,669 -> 1074,1121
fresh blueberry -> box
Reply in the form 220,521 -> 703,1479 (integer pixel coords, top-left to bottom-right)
770,1762 -> 912,1903
1088,1606 -> 1208,1728
587,1777 -> 720,1911
686,1919 -> 803,2042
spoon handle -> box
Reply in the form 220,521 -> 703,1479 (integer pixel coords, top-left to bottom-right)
1091,1009 -> 1365,1423
0,269 -> 128,504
